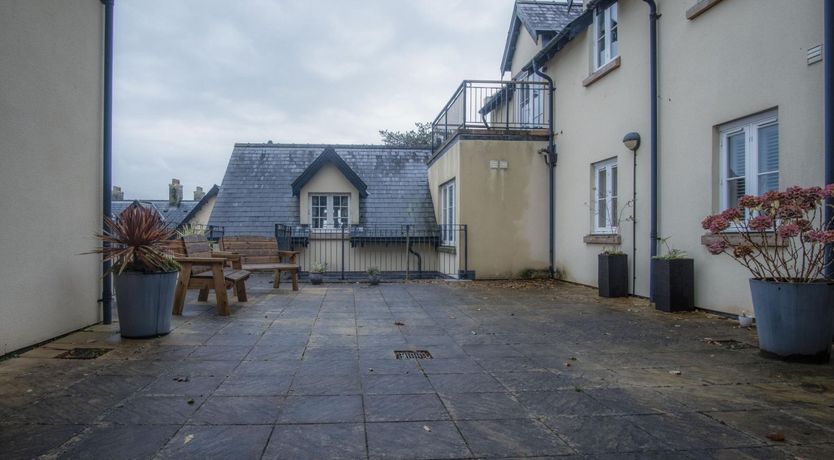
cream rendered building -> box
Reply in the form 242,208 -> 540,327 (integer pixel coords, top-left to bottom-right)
0,0 -> 109,353
429,0 -> 826,315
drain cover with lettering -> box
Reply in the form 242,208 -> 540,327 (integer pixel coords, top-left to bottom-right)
395,350 -> 433,360
55,348 -> 112,360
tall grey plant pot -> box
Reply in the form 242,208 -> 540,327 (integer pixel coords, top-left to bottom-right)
749,279 -> 834,364
114,271 -> 177,338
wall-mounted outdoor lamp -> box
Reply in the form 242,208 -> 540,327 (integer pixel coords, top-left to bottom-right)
623,132 -> 641,152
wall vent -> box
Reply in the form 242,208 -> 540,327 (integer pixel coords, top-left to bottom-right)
808,44 -> 822,66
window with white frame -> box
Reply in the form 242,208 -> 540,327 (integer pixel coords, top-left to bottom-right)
518,72 -> 545,128
309,194 -> 350,229
719,111 -> 779,211
594,2 -> 618,70
441,180 -> 456,245
593,159 -> 618,233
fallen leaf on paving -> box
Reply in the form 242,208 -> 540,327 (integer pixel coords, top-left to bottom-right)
423,425 -> 432,432
669,370 -> 682,375
184,434 -> 194,445
173,376 -> 190,382
187,399 -> 195,405
394,321 -> 405,326
564,362 -> 571,367
766,433 -> 786,442
368,368 -> 374,372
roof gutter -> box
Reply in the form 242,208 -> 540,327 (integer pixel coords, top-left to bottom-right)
825,0 -> 833,278
642,0 -> 659,301
532,57 -> 557,278
101,0 -> 115,324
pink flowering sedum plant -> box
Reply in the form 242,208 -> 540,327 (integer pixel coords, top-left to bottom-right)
701,185 -> 834,283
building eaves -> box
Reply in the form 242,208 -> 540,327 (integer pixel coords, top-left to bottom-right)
290,146 -> 369,198
180,184 -> 220,225
521,7 -> 593,73
501,1 -> 584,74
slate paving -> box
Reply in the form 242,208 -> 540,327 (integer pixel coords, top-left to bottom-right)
2,275 -> 834,459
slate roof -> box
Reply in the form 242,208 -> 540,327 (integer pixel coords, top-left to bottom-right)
111,199 -> 200,227
208,144 -> 436,236
501,1 -> 584,73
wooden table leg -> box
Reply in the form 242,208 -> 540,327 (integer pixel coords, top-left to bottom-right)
173,264 -> 192,315
273,270 -> 281,289
211,264 -> 230,316
291,270 -> 299,291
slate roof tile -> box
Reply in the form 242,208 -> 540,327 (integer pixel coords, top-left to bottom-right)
208,144 -> 436,236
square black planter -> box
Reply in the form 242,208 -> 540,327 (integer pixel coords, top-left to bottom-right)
598,253 -> 628,298
652,258 -> 694,312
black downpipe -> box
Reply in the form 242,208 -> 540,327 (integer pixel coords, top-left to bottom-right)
407,242 -> 423,279
532,58 -> 557,278
101,0 -> 115,324
825,0 -> 833,279
642,0 -> 659,300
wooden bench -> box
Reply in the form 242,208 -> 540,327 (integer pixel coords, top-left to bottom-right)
220,235 -> 300,291
173,234 -> 251,316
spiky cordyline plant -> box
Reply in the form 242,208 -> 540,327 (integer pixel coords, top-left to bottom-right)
91,205 -> 179,274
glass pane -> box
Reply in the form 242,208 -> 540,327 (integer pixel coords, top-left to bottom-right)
727,178 -> 745,208
597,12 -> 606,40
597,199 -> 607,228
611,165 -> 618,197
611,196 -> 618,227
610,5 -> 618,57
758,172 -> 778,194
727,132 -> 746,178
597,168 -> 607,200
758,123 -> 778,174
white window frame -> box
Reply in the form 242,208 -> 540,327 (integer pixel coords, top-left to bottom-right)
517,72 -> 545,128
593,2 -> 618,70
441,180 -> 456,245
718,110 -> 779,212
309,193 -> 350,230
593,159 -> 618,234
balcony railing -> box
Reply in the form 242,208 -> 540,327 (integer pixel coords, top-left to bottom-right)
274,223 -> 469,280
431,79 -> 550,150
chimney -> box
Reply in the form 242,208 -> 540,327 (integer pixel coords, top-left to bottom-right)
112,186 -> 124,201
193,186 -> 205,201
168,178 -> 183,206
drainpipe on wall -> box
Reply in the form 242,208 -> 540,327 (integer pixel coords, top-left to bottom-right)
532,58 -> 557,278
101,0 -> 115,324
825,0 -> 833,279
642,0 -> 659,300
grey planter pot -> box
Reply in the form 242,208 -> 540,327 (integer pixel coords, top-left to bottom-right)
652,258 -> 695,312
310,273 -> 324,285
749,279 -> 834,364
369,274 -> 381,286
113,271 -> 177,339
598,254 -> 628,298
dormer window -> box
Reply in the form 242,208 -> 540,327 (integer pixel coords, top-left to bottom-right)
310,194 -> 350,229
594,2 -> 618,70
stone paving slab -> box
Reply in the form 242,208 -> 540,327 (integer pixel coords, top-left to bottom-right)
1,275 -> 834,459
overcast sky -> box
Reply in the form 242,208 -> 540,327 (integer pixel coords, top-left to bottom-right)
114,0 -> 513,200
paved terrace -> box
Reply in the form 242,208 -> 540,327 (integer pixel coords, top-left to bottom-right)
2,275 -> 834,459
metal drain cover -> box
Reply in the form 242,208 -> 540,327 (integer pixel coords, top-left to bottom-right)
395,350 -> 433,360
55,348 -> 112,360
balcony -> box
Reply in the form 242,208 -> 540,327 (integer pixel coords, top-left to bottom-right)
431,79 -> 551,152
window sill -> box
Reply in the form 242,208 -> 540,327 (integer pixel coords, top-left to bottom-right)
686,0 -> 723,20
583,56 -> 621,88
438,245 -> 457,254
700,232 -> 787,248
584,234 -> 621,245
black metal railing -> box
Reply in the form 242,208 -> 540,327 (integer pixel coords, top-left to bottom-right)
275,223 -> 469,281
431,79 -> 550,149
